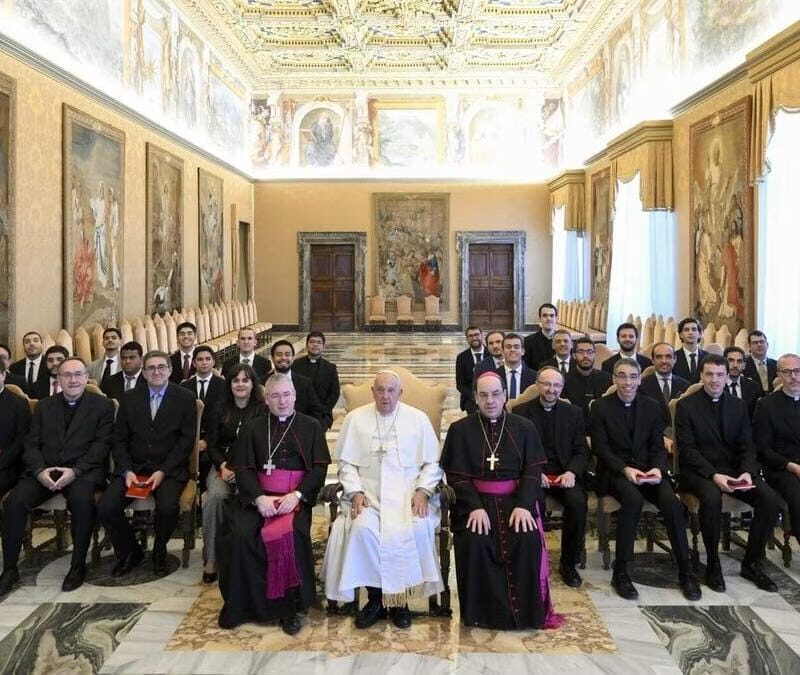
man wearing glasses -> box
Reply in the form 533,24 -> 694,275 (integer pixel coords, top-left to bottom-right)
562,336 -> 612,424
99,350 -> 197,577
0,357 -> 115,596
755,354 -> 800,551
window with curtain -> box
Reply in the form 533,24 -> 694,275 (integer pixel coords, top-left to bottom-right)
551,205 -> 586,301
605,172 -> 677,335
758,108 -> 800,355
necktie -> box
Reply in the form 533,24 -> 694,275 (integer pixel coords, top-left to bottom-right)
125,376 -> 135,391
103,358 -> 113,381
729,381 -> 738,398
473,352 -> 482,365
182,354 -> 191,380
559,360 -> 567,377
509,369 -> 518,399
27,361 -> 35,389
199,379 -> 207,401
150,392 -> 161,420
758,362 -> 768,392
689,352 -> 697,375
661,377 -> 671,402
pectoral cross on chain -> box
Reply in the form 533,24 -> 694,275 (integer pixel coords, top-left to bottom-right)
486,453 -> 499,471
263,460 -> 275,475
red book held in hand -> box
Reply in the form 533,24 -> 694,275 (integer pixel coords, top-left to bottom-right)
728,479 -> 755,491
545,474 -> 562,484
125,475 -> 153,499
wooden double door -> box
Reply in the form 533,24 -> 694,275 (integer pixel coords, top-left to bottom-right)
309,244 -> 355,331
467,243 -> 514,329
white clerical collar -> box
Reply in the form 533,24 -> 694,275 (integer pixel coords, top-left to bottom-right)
309,358 -> 318,363
278,416 -> 288,422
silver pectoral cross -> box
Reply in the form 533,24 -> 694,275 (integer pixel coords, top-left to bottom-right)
263,460 -> 275,475
486,453 -> 499,471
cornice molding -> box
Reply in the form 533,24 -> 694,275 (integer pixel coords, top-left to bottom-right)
547,169 -> 585,192
746,19 -> 800,83
670,64 -> 748,116
605,120 -> 673,160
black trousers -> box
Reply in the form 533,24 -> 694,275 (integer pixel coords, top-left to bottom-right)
2,476 -> 98,569
542,484 -> 587,566
98,476 -> 186,560
767,471 -> 800,546
605,472 -> 690,565
681,472 -> 780,564
0,468 -> 20,501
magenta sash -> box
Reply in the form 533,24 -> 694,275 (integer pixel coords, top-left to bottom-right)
257,470 -> 305,600
472,479 -> 518,495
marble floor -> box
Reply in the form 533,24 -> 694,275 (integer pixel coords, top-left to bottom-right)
3,332 -> 800,674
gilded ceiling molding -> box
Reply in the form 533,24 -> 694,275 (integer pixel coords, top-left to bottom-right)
547,169 -> 585,233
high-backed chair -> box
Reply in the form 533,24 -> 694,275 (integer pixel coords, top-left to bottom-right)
594,343 -> 616,367
55,329 -> 74,356
715,325 -> 732,348
73,327 -> 93,364
133,319 -> 148,352
395,294 -> 414,331
164,312 -> 178,353
367,295 -> 387,330
154,314 -> 169,352
704,343 -> 724,356
506,383 -> 539,412
120,320 -> 134,346
144,317 -> 158,354
703,322 -> 717,346
734,329 -> 749,351
424,295 -> 441,331
90,324 -> 105,361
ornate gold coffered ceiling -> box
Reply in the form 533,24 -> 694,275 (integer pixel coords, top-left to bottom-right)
178,0 -> 637,90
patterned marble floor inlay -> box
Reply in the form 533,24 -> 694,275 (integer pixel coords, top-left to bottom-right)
641,605 -> 800,674
0,602 -> 147,675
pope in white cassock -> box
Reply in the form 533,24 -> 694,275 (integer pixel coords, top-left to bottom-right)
323,370 -> 444,629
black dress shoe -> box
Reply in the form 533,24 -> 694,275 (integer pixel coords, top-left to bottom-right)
611,572 -> 639,600
354,598 -> 386,629
280,613 -> 302,635
705,563 -> 726,593
559,562 -> 583,588
202,571 -> 218,584
390,606 -> 412,629
153,556 -> 168,577
62,564 -> 87,592
111,547 -> 145,578
0,568 -> 20,597
678,572 -> 702,601
741,561 -> 778,592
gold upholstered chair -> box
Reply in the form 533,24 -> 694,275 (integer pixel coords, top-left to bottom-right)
367,295 -> 387,331
395,294 -> 415,331
423,295 -> 441,331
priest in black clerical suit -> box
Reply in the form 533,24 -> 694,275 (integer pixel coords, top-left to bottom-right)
217,374 -> 330,635
0,378 -> 32,498
754,354 -> 800,548
523,331 -> 554,372
271,339 -> 331,429
601,351 -> 653,373
441,371 -> 561,630
590,357 -> 699,601
562,337 -> 612,423
292,355 -> 340,429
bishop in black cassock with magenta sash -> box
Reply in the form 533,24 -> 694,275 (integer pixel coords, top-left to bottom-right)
217,374 -> 330,634
441,371 -> 562,630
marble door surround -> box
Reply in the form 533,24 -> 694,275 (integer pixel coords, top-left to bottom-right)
297,232 -> 367,330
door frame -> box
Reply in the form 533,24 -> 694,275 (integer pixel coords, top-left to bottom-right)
297,232 -> 366,331
456,231 -> 526,330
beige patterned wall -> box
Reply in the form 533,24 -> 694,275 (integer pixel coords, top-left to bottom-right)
0,50 -> 253,354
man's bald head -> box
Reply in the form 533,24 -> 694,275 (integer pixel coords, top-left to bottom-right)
372,371 -> 403,414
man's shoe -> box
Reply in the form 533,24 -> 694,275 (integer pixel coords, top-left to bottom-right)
280,613 -> 302,635
0,568 -> 20,597
153,556 -> 168,577
62,564 -> 87,592
559,562 -> 583,588
705,563 -> 726,593
202,571 -> 218,584
678,572 -> 702,601
741,561 -> 778,592
390,606 -> 412,629
354,598 -> 386,629
111,547 -> 145,578
611,572 -> 639,600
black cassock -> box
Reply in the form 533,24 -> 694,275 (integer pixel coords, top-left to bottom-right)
217,411 -> 330,628
441,411 -> 561,630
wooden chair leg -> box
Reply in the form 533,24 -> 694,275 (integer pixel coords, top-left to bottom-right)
23,515 -> 34,558
722,513 -> 731,551
54,510 -> 67,554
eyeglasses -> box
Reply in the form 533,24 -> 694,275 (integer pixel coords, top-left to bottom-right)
779,368 -> 800,377
144,364 -> 169,372
59,371 -> 87,380
574,348 -> 595,355
613,373 -> 640,382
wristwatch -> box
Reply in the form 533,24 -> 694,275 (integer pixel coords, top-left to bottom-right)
293,490 -> 303,502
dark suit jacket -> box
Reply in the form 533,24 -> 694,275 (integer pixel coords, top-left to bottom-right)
5,372 -> 28,393
728,376 -> 760,420
601,352 -> 653,374
497,364 -> 537,398
113,383 -> 197,482
169,351 -> 196,383
744,356 -> 778,395
638,372 -> 690,426
473,356 -> 503,380
754,391 -> 800,473
562,367 -> 613,422
455,347 -> 488,411
292,356 -> 340,414
23,392 -> 115,485
222,353 -> 272,385
514,398 -> 587,477
181,374 -> 226,441
9,358 -> 50,397
103,371 -> 147,401
539,355 -> 574,372
675,389 -> 758,479
523,331 -> 554,372
673,348 -> 707,383
589,393 -> 669,494
0,388 -> 32,472
32,375 -> 61,400
290,371 -> 331,430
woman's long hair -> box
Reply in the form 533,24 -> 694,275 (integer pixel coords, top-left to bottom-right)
222,363 -> 265,424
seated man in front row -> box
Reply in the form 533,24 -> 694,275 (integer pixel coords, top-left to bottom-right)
675,353 -> 780,593
441,371 -> 562,630
590,358 -> 700,601
323,371 -> 443,630
514,366 -> 588,588
217,374 -> 330,634
99,350 -> 197,577
0,357 -> 114,596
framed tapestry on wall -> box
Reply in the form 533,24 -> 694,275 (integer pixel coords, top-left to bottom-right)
689,96 -> 753,334
198,168 -> 224,305
0,73 -> 15,346
372,192 -> 449,309
591,168 -> 612,304
146,143 -> 183,314
63,105 -> 125,331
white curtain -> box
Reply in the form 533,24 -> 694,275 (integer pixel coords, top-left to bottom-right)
606,172 -> 677,336
551,205 -> 585,301
758,108 -> 800,355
